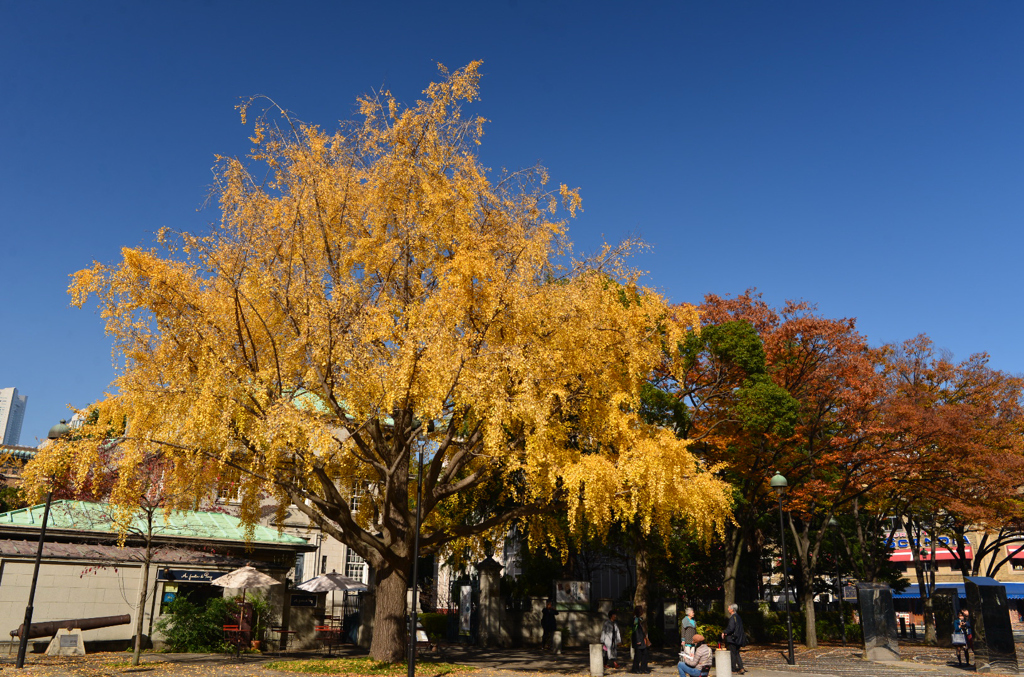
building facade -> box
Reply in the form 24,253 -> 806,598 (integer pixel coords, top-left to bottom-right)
0,388 -> 27,446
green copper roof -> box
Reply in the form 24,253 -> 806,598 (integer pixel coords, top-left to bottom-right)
0,500 -> 308,546
0,445 -> 37,462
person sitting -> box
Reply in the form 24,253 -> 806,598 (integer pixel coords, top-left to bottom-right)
677,633 -> 712,677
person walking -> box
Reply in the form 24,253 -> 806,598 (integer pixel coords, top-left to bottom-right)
631,605 -> 651,674
681,607 -> 697,645
721,603 -> 747,675
677,633 -> 712,677
954,609 -> 972,666
541,600 -> 558,652
601,610 -> 623,669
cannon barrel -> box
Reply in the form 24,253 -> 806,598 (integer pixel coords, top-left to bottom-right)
10,614 -> 131,639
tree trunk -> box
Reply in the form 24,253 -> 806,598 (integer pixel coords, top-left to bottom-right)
633,546 -> 649,613
789,522 -> 817,649
923,591 -> 936,644
132,513 -> 154,666
722,524 -> 744,611
369,563 -> 410,663
801,586 -> 817,649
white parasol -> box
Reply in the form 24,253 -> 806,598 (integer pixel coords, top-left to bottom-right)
210,565 -> 281,601
296,570 -> 368,593
297,569 -> 367,618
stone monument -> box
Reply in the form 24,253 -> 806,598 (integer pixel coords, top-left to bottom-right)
476,556 -> 503,647
933,588 -> 958,648
46,628 -> 86,656
965,577 -> 1019,674
856,582 -> 899,662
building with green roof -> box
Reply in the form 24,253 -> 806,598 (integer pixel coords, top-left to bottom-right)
0,500 -> 317,650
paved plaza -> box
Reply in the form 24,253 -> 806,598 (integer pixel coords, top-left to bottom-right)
0,642 -> 1014,677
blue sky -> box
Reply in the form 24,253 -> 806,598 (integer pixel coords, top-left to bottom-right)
3,1 -> 1023,444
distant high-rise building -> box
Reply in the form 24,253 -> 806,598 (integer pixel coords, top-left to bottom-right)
0,387 -> 28,446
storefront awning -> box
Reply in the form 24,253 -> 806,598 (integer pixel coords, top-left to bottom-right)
893,583 -> 1024,599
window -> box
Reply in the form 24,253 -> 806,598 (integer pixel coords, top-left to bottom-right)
346,547 -> 367,582
321,555 -> 328,574
294,553 -> 306,583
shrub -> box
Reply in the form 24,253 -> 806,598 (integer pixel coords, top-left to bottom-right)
156,595 -> 237,652
419,612 -> 448,640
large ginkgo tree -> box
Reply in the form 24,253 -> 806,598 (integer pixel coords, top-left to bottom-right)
27,63 -> 731,662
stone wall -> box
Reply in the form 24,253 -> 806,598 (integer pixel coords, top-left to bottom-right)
495,596 -> 617,648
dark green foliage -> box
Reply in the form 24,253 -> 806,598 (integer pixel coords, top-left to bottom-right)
639,382 -> 689,435
689,606 -> 862,645
247,592 -> 271,643
680,321 -> 766,376
500,546 -> 564,598
0,484 -> 25,513
734,375 -> 799,436
418,613 -> 448,641
155,595 -> 237,652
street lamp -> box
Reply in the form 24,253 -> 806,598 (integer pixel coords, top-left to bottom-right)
770,472 -> 795,666
407,418 -> 433,677
828,517 -> 847,646
16,420 -> 68,669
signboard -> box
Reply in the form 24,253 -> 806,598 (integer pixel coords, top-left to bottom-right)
158,569 -> 220,583
60,635 -> 79,647
887,532 -> 972,562
554,580 -> 590,611
459,585 -> 472,636
843,585 -> 858,602
1007,544 -> 1024,559
290,594 -> 318,607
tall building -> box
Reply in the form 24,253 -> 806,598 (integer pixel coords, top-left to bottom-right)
0,387 -> 28,446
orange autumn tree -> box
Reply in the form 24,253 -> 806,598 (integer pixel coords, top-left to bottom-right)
877,335 -> 1024,643
691,292 -> 889,648
33,63 -> 732,662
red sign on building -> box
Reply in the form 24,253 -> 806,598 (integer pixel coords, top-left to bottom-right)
888,532 -> 973,562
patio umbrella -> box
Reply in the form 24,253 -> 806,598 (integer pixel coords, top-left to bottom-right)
210,565 -> 280,601
296,570 -> 368,593
297,569 -> 367,618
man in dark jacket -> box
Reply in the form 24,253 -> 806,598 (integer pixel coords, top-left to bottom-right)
721,603 -> 746,674
541,600 -> 558,652
631,605 -> 650,674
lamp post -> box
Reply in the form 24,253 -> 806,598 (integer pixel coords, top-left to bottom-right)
771,472 -> 795,665
828,517 -> 847,646
16,420 -> 69,669
407,419 -> 433,677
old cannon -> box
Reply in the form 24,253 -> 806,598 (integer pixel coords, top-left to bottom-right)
10,614 -> 131,639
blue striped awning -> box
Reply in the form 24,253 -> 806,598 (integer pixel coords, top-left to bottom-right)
893,583 -> 1024,599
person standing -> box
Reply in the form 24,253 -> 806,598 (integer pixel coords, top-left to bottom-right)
631,605 -> 651,674
681,607 -> 697,646
677,633 -> 712,677
954,609 -> 972,666
601,610 -> 623,668
541,600 -> 558,652
721,603 -> 747,675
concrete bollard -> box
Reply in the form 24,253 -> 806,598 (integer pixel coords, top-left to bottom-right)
715,648 -> 732,677
590,643 -> 605,676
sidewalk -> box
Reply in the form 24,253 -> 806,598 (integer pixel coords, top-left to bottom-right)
0,642 -> 1012,677
438,643 -> 1004,677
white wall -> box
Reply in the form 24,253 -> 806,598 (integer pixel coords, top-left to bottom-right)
0,559 -> 143,642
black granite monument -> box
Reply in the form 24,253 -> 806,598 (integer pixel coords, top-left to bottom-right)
965,577 -> 1019,674
856,582 -> 899,661
933,588 -> 958,648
